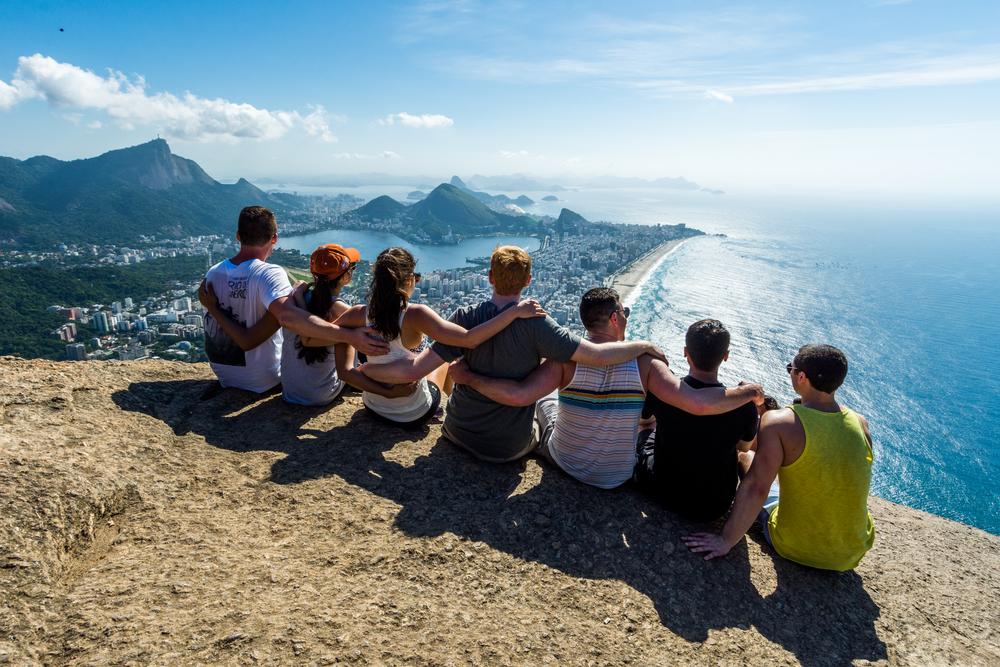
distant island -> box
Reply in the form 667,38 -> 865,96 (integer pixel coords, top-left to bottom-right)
541,195 -> 559,202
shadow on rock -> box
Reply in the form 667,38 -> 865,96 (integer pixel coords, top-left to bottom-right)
114,379 -> 887,667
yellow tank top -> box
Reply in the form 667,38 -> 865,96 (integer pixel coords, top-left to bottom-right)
768,406 -> 875,570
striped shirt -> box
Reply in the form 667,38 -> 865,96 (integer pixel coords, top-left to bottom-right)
548,359 -> 646,489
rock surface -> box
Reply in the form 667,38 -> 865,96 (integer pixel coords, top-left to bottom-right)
1,357 -> 997,666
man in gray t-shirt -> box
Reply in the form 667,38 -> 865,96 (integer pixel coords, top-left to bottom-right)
360,245 -> 665,462
431,304 -> 581,460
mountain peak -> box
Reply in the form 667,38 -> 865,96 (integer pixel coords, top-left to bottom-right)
79,139 -> 217,191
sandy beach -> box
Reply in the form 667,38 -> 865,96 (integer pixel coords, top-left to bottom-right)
611,237 -> 692,303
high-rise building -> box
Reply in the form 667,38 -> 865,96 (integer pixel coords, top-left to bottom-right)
51,323 -> 77,341
66,343 -> 87,361
93,312 -> 110,332
111,302 -> 122,314
174,297 -> 192,312
124,297 -> 134,308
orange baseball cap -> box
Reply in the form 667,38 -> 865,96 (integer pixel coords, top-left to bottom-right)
310,244 -> 361,279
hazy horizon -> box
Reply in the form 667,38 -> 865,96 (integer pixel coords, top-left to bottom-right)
2,1 -> 997,197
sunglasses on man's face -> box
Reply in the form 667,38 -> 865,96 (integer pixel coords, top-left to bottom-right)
786,362 -> 801,375
413,273 -> 422,284
617,306 -> 630,320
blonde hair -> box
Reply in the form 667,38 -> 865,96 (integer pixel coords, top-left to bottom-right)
490,245 -> 532,296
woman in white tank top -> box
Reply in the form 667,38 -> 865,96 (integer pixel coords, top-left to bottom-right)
318,247 -> 545,429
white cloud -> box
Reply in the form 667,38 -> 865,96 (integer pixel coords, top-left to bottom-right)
0,54 -> 342,143
381,111 -> 454,128
704,89 -> 734,103
498,150 -> 546,160
559,157 -> 582,166
300,105 -> 339,143
62,112 -> 83,125
334,151 -> 402,159
86,120 -> 102,129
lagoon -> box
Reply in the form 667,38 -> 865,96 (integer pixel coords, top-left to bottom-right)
277,230 -> 539,271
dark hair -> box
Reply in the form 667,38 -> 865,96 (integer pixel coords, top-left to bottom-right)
237,206 -> 276,246
794,344 -> 849,394
579,287 -> 621,330
296,272 -> 351,365
763,395 -> 780,412
685,319 -> 730,371
366,247 -> 416,342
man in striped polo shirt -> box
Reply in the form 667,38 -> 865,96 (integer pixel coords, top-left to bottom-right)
449,288 -> 763,489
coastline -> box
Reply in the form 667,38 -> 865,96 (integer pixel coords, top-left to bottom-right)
611,237 -> 693,304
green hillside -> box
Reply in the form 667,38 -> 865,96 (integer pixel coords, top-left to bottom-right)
408,184 -> 536,240
352,195 -> 407,220
0,140 -> 306,248
0,255 -> 208,360
347,184 -> 539,241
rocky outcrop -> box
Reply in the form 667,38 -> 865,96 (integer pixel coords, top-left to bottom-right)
1,357 -> 997,666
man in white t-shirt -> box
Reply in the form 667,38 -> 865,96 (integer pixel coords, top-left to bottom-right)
203,206 -> 388,392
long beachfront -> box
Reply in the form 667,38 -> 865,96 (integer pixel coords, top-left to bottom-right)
611,237 -> 691,303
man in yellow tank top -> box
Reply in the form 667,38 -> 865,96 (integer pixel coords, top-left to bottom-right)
682,344 -> 875,571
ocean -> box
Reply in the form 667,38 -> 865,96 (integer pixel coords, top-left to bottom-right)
272,182 -> 1000,535
568,189 -> 1000,536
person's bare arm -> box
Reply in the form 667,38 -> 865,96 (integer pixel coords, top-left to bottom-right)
334,344 -> 418,398
359,347 -> 446,384
405,300 -> 545,348
268,297 -> 389,357
857,413 -> 874,450
448,359 -> 563,407
737,436 -> 757,453
646,360 -> 764,416
682,410 -> 786,560
199,279 -> 280,351
570,339 -> 668,367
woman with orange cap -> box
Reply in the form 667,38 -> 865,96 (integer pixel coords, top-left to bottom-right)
280,243 -> 422,406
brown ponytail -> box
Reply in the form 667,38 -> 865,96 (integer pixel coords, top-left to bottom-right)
366,247 -> 415,342
296,272 -> 351,365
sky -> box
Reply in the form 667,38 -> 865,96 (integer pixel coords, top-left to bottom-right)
1,0 -> 998,195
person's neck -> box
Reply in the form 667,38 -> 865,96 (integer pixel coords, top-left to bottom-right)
230,245 -> 271,266
686,365 -> 720,384
489,291 -> 521,308
798,388 -> 841,413
585,328 -> 618,345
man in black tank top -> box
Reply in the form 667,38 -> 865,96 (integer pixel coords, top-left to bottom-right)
634,319 -> 759,523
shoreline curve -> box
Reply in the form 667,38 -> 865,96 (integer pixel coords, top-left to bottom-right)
610,237 -> 693,304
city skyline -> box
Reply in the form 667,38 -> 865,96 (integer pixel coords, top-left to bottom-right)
1,0 -> 998,196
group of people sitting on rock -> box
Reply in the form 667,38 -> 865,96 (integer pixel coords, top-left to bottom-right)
200,205 -> 876,573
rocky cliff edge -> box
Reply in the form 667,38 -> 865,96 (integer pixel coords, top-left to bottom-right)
1,358 -> 997,666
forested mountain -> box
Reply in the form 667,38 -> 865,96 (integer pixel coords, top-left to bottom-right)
351,183 -> 539,240
0,140 -> 308,247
